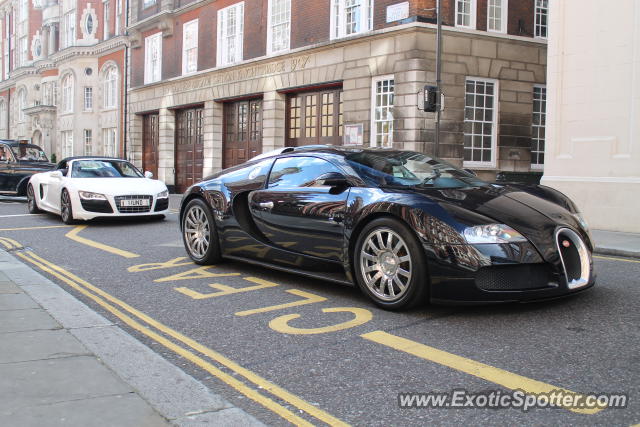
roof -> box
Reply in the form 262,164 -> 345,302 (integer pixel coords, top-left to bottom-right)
0,140 -> 44,150
250,145 -> 399,161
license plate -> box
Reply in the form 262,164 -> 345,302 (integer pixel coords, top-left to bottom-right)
121,199 -> 150,207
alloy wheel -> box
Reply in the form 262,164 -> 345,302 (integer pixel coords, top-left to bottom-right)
27,185 -> 36,212
61,191 -> 71,222
359,227 -> 413,302
184,205 -> 211,259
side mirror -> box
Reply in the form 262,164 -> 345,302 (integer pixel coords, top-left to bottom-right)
317,172 -> 349,187
50,170 -> 63,178
463,168 -> 477,177
144,171 -> 154,179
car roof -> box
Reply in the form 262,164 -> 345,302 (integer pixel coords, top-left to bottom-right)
61,156 -> 126,162
250,145 -> 403,161
0,140 -> 44,150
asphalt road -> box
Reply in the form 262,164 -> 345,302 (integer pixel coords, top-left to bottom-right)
1,196 -> 639,426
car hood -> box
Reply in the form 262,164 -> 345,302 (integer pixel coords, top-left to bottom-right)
414,185 -> 591,261
71,178 -> 167,196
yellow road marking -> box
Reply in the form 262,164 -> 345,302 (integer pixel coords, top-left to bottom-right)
66,225 -> 140,258
175,276 -> 279,300
594,255 -> 640,264
236,289 -> 327,316
361,331 -> 602,415
155,265 -> 240,282
0,225 -> 73,231
0,237 -> 23,249
128,257 -> 194,272
18,250 -> 348,426
270,307 -> 373,335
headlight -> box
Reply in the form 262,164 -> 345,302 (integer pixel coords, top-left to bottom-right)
157,190 -> 169,199
463,224 -> 528,244
78,191 -> 107,201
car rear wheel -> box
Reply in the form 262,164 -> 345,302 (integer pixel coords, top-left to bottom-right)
182,198 -> 222,265
60,189 -> 76,225
27,184 -> 41,214
354,218 -> 428,310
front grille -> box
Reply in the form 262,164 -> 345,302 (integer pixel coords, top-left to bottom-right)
556,228 -> 590,289
114,195 -> 153,213
476,264 -> 555,291
81,199 -> 114,213
155,198 -> 169,212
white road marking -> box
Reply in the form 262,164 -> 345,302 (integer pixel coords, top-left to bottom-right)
0,213 -> 46,218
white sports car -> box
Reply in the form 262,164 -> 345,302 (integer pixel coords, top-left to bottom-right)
27,157 -> 170,224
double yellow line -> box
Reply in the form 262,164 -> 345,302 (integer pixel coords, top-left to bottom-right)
3,241 -> 347,427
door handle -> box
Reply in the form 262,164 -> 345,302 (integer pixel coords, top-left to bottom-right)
258,201 -> 274,210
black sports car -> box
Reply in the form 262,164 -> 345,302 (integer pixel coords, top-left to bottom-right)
0,141 -> 54,196
179,145 -> 595,309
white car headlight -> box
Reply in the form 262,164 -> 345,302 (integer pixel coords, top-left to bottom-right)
157,190 -> 169,199
463,224 -> 528,244
78,191 -> 107,201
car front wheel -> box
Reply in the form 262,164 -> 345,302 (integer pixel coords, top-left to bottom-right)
27,184 -> 41,214
60,189 -> 76,224
182,198 -> 222,265
354,218 -> 429,310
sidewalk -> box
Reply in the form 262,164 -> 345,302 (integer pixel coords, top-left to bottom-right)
592,229 -> 640,259
0,249 -> 263,427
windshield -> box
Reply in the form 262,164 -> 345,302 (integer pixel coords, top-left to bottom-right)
71,160 -> 143,178
345,150 -> 488,189
11,145 -> 49,162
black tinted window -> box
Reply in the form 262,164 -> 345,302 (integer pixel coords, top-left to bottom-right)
268,157 -> 341,189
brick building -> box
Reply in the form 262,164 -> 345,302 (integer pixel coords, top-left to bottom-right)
0,0 -> 127,160
127,0 -> 549,192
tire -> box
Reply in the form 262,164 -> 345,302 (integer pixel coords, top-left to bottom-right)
27,184 -> 41,214
353,217 -> 429,310
60,189 -> 76,225
182,198 -> 222,265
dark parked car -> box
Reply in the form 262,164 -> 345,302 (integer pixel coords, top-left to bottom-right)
0,141 -> 54,196
179,145 -> 595,310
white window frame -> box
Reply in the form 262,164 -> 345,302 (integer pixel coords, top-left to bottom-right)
83,87 -> 92,111
103,66 -> 118,109
534,0 -> 548,39
19,0 -> 28,23
455,0 -> 476,30
370,74 -> 395,148
115,0 -> 121,35
17,88 -> 26,122
83,129 -> 92,155
62,131 -> 73,158
62,11 -> 76,49
102,127 -> 117,157
266,0 -> 291,55
217,2 -> 244,67
142,0 -> 156,9
531,84 -> 546,170
103,1 -> 110,40
144,32 -> 162,84
487,0 -> 507,33
3,13 -> 9,79
463,77 -> 499,169
330,0 -> 373,40
182,19 -> 198,75
18,36 -> 27,66
61,74 -> 74,113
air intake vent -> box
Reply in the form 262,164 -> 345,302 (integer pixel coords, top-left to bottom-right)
555,228 -> 590,289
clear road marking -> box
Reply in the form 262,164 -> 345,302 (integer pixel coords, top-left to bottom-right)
175,276 -> 279,299
0,213 -> 46,218
155,265 -> 240,282
0,225 -> 73,231
128,257 -> 193,272
236,289 -> 327,316
66,225 -> 140,258
361,331 -> 602,415
270,307 -> 373,335
594,255 -> 640,264
16,249 -> 349,427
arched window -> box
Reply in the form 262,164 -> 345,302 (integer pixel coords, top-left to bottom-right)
61,74 -> 74,113
18,89 -> 27,122
103,66 -> 118,109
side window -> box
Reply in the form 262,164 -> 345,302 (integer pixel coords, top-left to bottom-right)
0,145 -> 10,161
268,157 -> 341,189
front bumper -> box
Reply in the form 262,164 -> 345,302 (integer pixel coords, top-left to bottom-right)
72,193 -> 169,220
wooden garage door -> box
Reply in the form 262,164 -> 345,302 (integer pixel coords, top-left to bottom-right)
142,113 -> 159,179
175,107 -> 204,193
223,99 -> 263,168
286,89 -> 343,147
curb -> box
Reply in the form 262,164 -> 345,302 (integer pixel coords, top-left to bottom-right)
594,247 -> 640,259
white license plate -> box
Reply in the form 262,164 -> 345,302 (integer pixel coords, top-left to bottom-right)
121,199 -> 150,207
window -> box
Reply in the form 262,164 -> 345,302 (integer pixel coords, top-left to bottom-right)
182,19 -> 198,75
455,0 -> 476,29
61,131 -> 73,158
534,0 -> 548,38
142,0 -> 156,8
268,157 -> 342,189
371,76 -> 394,147
103,66 -> 117,108
61,74 -> 74,113
144,33 -> 162,84
103,1 -> 110,39
103,127 -> 117,156
531,85 -> 546,168
84,87 -> 93,111
19,0 -> 28,22
330,0 -> 372,40
17,89 -> 26,122
42,81 -> 57,106
3,13 -> 9,79
217,2 -> 244,66
463,78 -> 498,167
267,0 -> 291,54
18,36 -> 27,66
83,129 -> 92,155
62,11 -> 76,48
487,0 -> 507,33
115,0 -> 121,35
